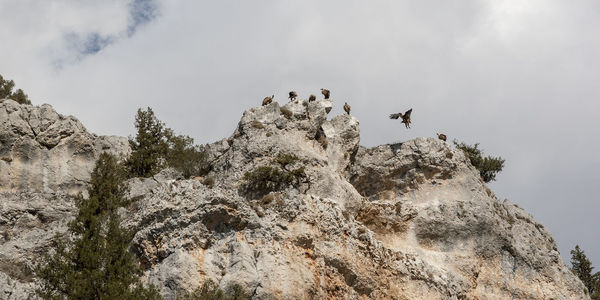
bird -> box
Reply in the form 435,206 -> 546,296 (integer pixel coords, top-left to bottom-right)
321,88 -> 330,99
289,91 -> 298,101
344,102 -> 351,115
436,133 -> 447,141
389,108 -> 413,128
308,94 -> 316,102
262,95 -> 274,106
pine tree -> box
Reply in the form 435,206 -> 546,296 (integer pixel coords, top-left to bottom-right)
126,107 -> 169,178
125,107 -> 210,179
570,245 -> 600,299
36,153 -> 160,300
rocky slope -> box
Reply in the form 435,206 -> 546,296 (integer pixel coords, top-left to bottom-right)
0,98 -> 588,299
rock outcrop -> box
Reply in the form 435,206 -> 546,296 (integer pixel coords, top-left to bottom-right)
0,98 -> 588,299
0,99 -> 129,195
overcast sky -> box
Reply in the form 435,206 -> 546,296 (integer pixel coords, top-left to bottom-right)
1,0 -> 599,266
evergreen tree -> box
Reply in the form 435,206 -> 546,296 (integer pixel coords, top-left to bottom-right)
126,107 -> 169,178
571,245 -> 600,299
0,74 -> 31,105
126,107 -> 210,179
453,140 -> 505,182
36,153 -> 160,300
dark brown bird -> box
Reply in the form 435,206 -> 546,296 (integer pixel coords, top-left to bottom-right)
308,94 -> 316,102
437,133 -> 447,141
321,88 -> 330,99
389,108 -> 413,128
288,91 -> 298,101
262,95 -> 274,106
344,102 -> 351,115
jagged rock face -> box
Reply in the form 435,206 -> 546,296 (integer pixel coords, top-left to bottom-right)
0,98 -> 588,299
0,99 -> 129,195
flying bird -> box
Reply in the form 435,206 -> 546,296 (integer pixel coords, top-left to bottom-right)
344,102 -> 351,115
289,91 -> 298,101
436,133 -> 447,141
389,108 -> 413,128
321,88 -> 330,99
308,94 -> 316,102
262,95 -> 274,106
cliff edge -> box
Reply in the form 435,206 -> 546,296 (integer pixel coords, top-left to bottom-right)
0,98 -> 588,299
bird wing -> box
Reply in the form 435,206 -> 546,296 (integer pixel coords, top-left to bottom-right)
404,109 -> 412,118
389,113 -> 402,120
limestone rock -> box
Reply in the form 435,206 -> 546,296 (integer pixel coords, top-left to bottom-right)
0,99 -> 130,195
0,98 -> 588,299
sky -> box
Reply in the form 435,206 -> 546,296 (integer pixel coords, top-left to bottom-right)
1,0 -> 599,266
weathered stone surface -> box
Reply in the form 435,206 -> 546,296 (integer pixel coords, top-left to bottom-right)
0,99 -> 130,195
0,99 -> 588,299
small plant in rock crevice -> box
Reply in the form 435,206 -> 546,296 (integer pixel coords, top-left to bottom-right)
243,153 -> 306,196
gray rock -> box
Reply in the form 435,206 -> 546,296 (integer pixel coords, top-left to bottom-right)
0,98 -> 588,299
0,99 -> 130,195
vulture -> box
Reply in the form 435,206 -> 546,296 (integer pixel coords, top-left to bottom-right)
289,91 -> 298,101
344,102 -> 351,115
308,94 -> 316,102
389,108 -> 413,128
262,95 -> 274,106
321,88 -> 330,99
437,133 -> 447,141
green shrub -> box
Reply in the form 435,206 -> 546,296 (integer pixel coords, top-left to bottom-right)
244,153 -> 305,195
178,280 -> 250,300
453,140 -> 505,183
273,153 -> 299,168
0,74 -> 31,105
166,132 -> 211,179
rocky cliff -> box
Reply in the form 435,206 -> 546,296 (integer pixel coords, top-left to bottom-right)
0,98 -> 588,299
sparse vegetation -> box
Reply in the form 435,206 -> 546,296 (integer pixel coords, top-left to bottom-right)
0,74 -> 31,105
36,153 -> 160,300
244,153 -> 305,195
178,280 -> 250,300
126,107 -> 211,179
453,140 -> 505,183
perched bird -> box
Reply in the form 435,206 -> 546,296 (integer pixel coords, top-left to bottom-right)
262,95 -> 274,106
437,133 -> 447,141
308,94 -> 316,102
321,88 -> 330,99
389,108 -> 413,128
289,91 -> 298,101
344,102 -> 351,115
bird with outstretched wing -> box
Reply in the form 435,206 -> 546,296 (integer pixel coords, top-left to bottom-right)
389,108 -> 412,128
